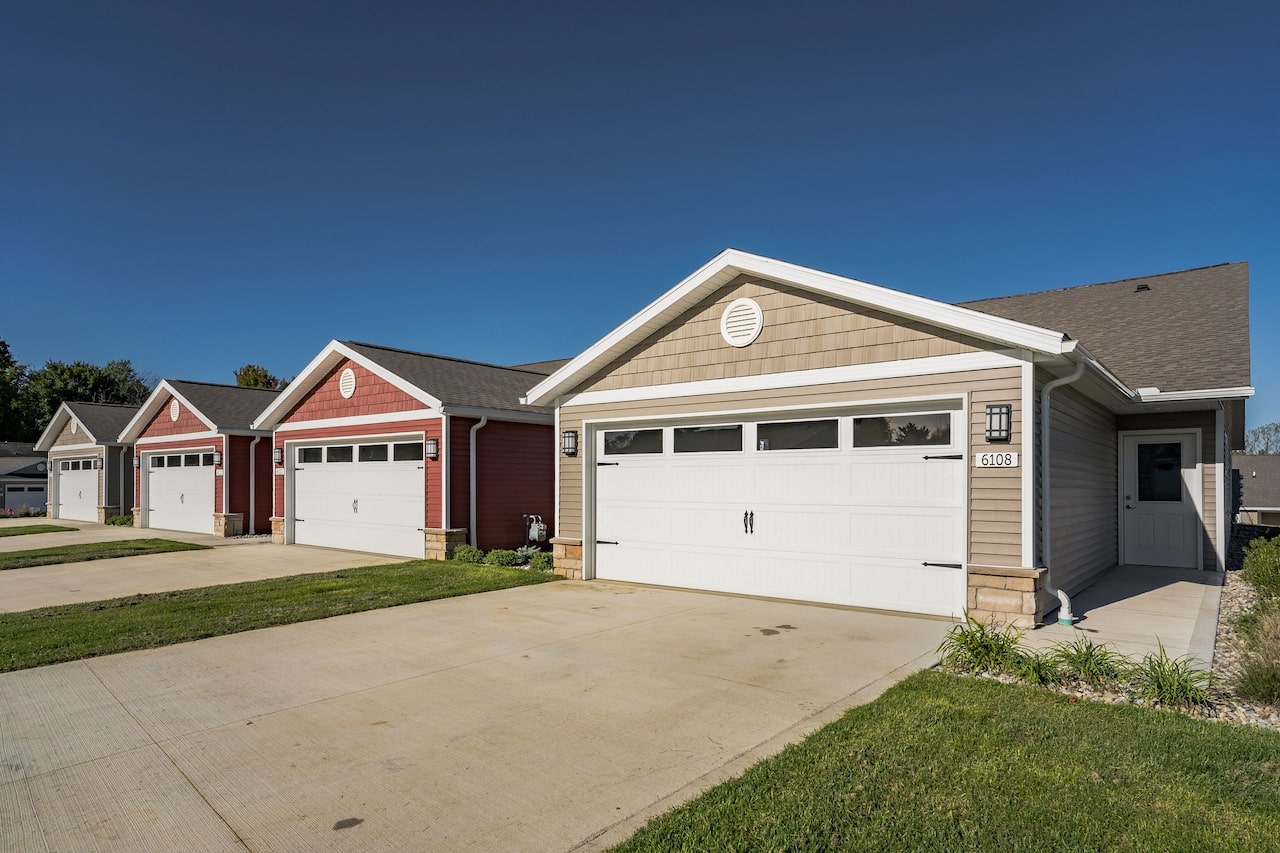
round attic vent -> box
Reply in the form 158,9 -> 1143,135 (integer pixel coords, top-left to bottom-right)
720,298 -> 764,348
70,421 -> 78,434
169,399 -> 180,421
339,367 -> 357,399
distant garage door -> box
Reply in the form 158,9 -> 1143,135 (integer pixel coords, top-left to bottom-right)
55,458 -> 99,522
291,439 -> 426,558
5,484 -> 47,513
146,452 -> 216,533
593,409 -> 967,617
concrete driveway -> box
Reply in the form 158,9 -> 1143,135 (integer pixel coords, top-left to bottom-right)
0,520 -> 389,611
0,581 -> 949,851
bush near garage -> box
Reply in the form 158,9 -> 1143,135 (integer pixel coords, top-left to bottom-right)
483,549 -> 522,567
529,551 -> 555,572
451,544 -> 484,564
105,515 -> 134,526
1242,534 -> 1280,598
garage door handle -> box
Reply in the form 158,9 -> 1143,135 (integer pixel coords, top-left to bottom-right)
923,454 -> 963,460
922,561 -> 963,569
180,494 -> 184,504
352,499 -> 359,513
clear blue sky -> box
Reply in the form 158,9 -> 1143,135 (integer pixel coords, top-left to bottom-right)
3,1 -> 1275,427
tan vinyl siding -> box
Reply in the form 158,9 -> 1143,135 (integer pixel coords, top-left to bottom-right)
1117,411 -> 1217,569
53,420 -> 91,447
581,275 -> 989,393
557,365 -> 1025,570
1044,380 -> 1118,593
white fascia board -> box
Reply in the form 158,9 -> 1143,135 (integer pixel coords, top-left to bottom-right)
274,409 -> 437,433
1245,505 -> 1280,512
524,249 -> 1070,406
134,430 -> 222,446
1136,386 -> 1256,403
33,405 -> 74,451
437,404 -> 554,425
563,350 -> 1024,408
47,442 -> 101,454
251,340 -> 442,430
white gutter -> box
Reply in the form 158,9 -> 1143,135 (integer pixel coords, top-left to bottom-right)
468,416 -> 488,546
1040,359 -> 1088,626
248,436 -> 262,535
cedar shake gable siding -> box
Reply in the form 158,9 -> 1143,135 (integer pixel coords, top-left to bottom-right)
286,359 -> 423,421
137,395 -> 210,438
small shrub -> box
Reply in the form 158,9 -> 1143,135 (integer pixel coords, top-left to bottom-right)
1049,636 -> 1131,687
451,544 -> 484,564
483,549 -> 522,567
529,551 -> 555,573
1130,642 -> 1216,709
1010,650 -> 1065,686
105,515 -> 134,527
1242,535 -> 1280,598
937,613 -> 1024,674
515,545 -> 542,564
1235,606 -> 1280,704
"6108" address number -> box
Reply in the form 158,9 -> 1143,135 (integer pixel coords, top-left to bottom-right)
975,452 -> 1019,468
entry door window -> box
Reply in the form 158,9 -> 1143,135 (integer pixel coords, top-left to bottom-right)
1137,443 -> 1183,502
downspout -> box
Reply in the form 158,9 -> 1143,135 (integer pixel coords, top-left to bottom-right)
249,436 -> 262,535
468,416 -> 488,547
1040,359 -> 1088,626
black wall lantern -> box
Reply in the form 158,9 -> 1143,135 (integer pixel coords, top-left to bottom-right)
561,429 -> 578,457
425,437 -> 440,460
272,447 -> 284,464
985,404 -> 1012,442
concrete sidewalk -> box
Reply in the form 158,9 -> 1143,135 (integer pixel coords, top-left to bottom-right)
0,581 -> 949,851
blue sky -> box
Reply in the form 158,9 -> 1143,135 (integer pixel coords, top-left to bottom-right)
3,1 -> 1276,427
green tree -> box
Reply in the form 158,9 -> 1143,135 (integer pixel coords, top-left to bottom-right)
1246,423 -> 1280,455
234,364 -> 284,390
24,359 -> 152,436
0,340 -> 32,440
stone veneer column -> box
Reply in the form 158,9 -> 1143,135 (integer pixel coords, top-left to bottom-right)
966,566 -> 1055,629
270,516 -> 286,545
131,506 -> 142,527
550,537 -> 583,580
213,513 -> 244,537
423,528 -> 468,560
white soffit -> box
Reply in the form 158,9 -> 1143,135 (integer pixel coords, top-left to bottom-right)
523,249 -> 1071,406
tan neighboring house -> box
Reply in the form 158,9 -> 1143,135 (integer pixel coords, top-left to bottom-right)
34,402 -> 139,523
523,250 -> 1252,628
1235,455 -> 1280,527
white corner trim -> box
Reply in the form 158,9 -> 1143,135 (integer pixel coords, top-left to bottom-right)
524,249 -> 1071,406
1020,356 -> 1036,567
561,350 -> 1023,408
274,409 -> 437,433
1216,408 -> 1226,571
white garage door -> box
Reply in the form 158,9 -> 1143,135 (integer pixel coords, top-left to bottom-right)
594,410 -> 967,617
55,458 -> 99,522
291,440 -> 426,558
6,484 -> 47,512
146,451 -> 216,533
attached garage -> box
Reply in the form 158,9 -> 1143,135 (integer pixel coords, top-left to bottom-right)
144,450 -> 217,533
593,410 -> 966,615
35,402 -> 138,524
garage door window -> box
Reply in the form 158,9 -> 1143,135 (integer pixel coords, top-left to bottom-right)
202,453 -> 215,466
853,413 -> 952,447
393,442 -> 424,461
166,455 -> 183,467
604,429 -> 663,455
757,419 -> 838,451
326,446 -> 354,463
184,454 -> 201,466
151,456 -> 165,469
60,461 -> 70,471
359,444 -> 389,462
298,447 -> 322,464
674,424 -> 743,453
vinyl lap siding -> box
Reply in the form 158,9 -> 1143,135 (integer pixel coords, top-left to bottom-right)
1045,383 -> 1117,593
474,421 -> 554,551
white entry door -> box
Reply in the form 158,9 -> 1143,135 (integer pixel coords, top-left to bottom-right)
1121,433 -> 1200,568
146,451 -> 216,534
593,411 -> 967,617
55,459 -> 98,521
291,440 -> 426,558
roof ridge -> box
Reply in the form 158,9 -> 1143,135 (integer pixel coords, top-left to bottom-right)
963,262 -> 1245,304
66,401 -> 141,409
343,341 -> 553,376
168,379 -> 279,392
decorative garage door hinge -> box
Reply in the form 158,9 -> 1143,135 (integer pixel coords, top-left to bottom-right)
596,539 -> 619,545
597,462 -> 620,467
921,561 -> 962,569
923,454 -> 963,460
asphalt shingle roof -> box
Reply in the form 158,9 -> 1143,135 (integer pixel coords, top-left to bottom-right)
961,263 -> 1250,393
1235,455 -> 1280,510
508,358 -> 572,375
65,402 -> 140,444
343,342 -> 554,415
166,381 -> 281,430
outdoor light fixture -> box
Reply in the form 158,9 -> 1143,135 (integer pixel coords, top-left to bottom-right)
272,448 -> 284,464
212,451 -> 223,466
985,404 -> 1012,442
561,429 -> 578,457
425,437 -> 439,460
133,456 -> 140,469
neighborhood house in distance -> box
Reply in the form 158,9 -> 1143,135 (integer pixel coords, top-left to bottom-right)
1235,455 -> 1280,527
525,250 -> 1252,628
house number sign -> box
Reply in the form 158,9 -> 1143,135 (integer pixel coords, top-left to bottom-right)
975,452 -> 1018,468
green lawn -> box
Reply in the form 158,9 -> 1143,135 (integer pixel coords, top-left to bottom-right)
0,559 -> 555,672
614,671 -> 1280,852
0,524 -> 76,538
0,538 -> 210,571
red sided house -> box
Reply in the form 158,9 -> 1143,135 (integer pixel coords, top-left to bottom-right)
250,341 -> 559,559
119,381 -> 280,536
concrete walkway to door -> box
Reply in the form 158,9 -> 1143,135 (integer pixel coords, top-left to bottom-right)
0,581 -> 950,852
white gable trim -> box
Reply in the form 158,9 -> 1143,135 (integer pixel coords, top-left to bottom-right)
561,350 -> 1024,408
524,249 -> 1071,406
120,381 -> 218,442
274,409 -> 437,433
252,340 -> 442,430
135,430 -> 222,446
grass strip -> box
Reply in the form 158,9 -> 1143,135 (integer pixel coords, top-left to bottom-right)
0,560 -> 555,672
614,671 -> 1280,853
0,524 -> 77,538
0,538 -> 210,571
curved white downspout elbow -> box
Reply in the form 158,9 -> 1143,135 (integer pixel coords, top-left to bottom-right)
1040,359 -> 1088,626
249,436 -> 262,535
468,416 -> 488,547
